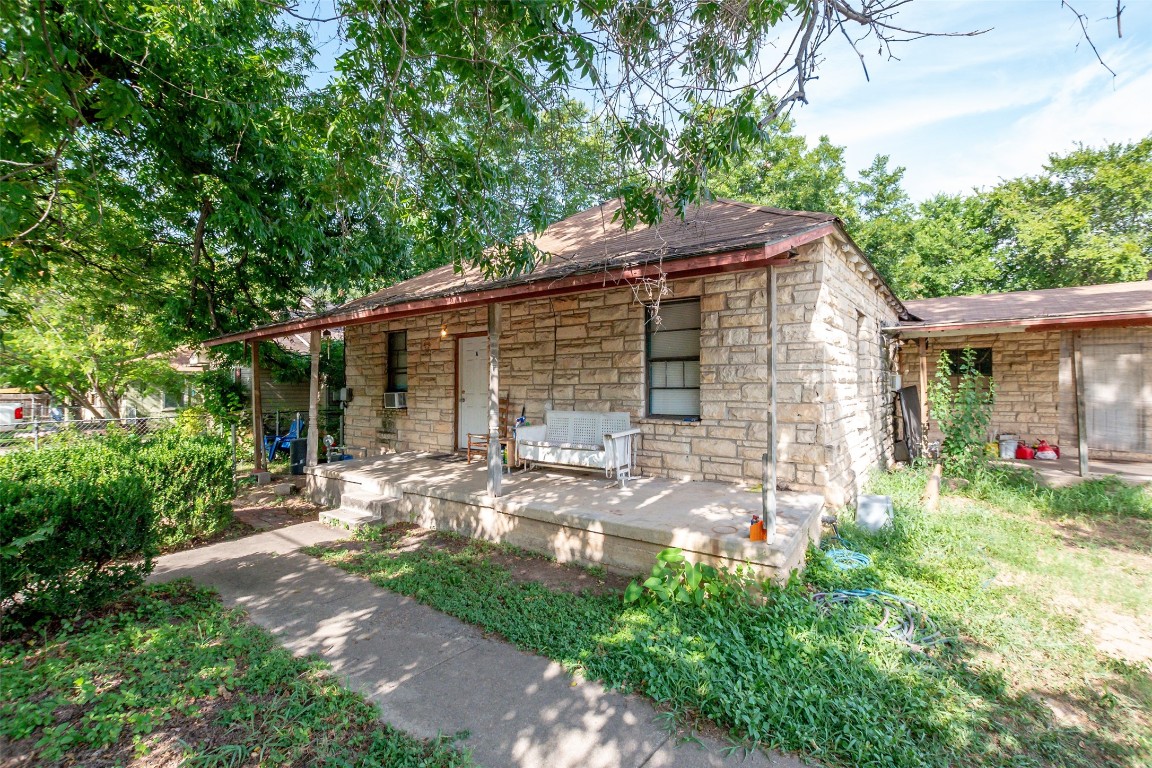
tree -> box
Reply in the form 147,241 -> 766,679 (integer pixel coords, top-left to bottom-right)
850,155 -> 917,295
318,0 -> 969,273
709,116 -> 857,222
987,137 -> 1152,291
0,0 -> 358,342
906,193 -> 1000,299
0,287 -> 179,418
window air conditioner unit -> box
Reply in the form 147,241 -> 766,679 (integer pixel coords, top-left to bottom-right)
384,391 -> 407,410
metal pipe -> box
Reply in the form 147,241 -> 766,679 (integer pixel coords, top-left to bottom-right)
763,266 -> 777,544
1073,330 -> 1090,477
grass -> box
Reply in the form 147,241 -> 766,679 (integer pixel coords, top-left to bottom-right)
307,468 -> 1152,768
0,580 -> 471,767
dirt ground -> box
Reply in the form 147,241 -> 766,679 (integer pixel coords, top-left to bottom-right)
231,476 -> 323,531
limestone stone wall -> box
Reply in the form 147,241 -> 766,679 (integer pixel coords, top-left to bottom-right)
776,237 -> 901,506
343,236 -> 899,504
898,331 -> 1063,446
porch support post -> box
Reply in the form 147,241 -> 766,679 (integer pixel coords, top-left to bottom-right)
250,340 -> 266,472
306,330 -> 321,467
762,266 -> 777,544
487,302 -> 502,498
917,338 -> 929,451
1073,330 -> 1089,477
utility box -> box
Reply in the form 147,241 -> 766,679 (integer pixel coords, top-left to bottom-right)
289,438 -> 308,475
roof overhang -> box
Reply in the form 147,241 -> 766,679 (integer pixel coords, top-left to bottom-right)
206,226 -> 839,347
889,311 -> 1152,338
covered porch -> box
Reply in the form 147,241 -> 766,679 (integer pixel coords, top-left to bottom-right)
307,452 -> 825,581
1007,455 -> 1152,488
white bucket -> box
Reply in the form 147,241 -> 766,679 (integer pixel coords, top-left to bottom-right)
857,494 -> 894,533
999,438 -> 1018,460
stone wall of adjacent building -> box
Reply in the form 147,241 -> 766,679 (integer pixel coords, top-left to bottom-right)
343,234 -> 900,504
898,331 -> 1064,447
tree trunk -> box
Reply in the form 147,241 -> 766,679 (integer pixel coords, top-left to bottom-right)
189,196 -> 214,312
90,380 -> 121,420
61,384 -> 101,420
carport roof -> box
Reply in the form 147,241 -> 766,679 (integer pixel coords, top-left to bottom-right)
897,280 -> 1152,336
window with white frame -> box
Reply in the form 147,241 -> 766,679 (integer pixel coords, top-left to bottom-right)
646,300 -> 701,417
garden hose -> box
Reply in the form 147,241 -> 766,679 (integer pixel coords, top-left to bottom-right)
812,589 -> 952,651
823,548 -> 872,569
820,521 -> 872,570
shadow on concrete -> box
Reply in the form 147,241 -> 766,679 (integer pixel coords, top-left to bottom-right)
151,524 -> 804,768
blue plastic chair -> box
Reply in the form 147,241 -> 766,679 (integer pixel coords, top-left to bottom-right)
264,419 -> 304,460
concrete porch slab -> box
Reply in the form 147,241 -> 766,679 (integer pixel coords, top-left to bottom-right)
1005,456 -> 1152,488
309,453 -> 824,580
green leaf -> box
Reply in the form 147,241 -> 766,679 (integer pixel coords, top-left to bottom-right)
623,580 -> 645,603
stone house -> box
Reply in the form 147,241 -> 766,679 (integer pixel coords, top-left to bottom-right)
895,280 -> 1152,463
211,199 -> 910,508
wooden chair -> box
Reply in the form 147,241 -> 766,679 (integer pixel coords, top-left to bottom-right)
466,397 -> 511,465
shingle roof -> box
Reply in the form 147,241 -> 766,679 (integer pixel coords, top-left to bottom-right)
206,197 -> 890,345
899,280 -> 1152,332
330,198 -> 839,317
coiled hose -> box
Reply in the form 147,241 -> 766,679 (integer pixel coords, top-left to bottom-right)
812,588 -> 951,651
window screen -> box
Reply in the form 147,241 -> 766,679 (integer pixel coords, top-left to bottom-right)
647,300 -> 700,417
387,331 -> 408,392
943,347 -> 992,377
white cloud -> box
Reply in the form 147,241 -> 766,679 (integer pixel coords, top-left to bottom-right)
786,0 -> 1152,199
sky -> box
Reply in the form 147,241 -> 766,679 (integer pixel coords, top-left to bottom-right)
298,0 -> 1150,202
786,0 -> 1152,200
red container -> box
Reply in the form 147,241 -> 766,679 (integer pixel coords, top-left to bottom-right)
1015,444 -> 1035,460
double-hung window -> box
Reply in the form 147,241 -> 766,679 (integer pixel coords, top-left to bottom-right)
646,300 -> 701,417
387,331 -> 408,393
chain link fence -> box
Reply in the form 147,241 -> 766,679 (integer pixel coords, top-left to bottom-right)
0,416 -> 179,453
259,408 -> 344,446
1,408 -> 346,478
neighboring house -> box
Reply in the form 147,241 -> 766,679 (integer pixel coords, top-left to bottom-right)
123,335 -> 342,419
235,331 -> 340,416
210,199 -> 910,507
120,347 -> 207,417
895,280 -> 1152,461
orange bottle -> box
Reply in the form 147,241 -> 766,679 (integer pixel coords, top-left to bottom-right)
750,515 -> 767,541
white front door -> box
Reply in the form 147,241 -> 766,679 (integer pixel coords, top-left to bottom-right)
457,336 -> 489,449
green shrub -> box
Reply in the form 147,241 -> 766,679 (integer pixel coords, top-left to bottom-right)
0,444 -> 156,630
197,366 -> 248,427
137,431 -> 234,546
174,405 -> 212,437
928,348 -> 994,473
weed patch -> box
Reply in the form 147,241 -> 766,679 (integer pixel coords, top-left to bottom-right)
309,514 -> 1152,768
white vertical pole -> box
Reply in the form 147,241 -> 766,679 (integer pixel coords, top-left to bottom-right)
307,330 -> 321,467
764,266 -> 777,544
487,303 -> 502,498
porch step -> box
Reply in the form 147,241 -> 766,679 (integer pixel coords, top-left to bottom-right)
319,490 -> 401,531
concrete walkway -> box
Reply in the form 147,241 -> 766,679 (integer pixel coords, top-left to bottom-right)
150,523 -> 805,768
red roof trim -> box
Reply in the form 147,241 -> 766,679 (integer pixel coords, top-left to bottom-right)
895,311 -> 1152,336
205,227 -> 836,347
